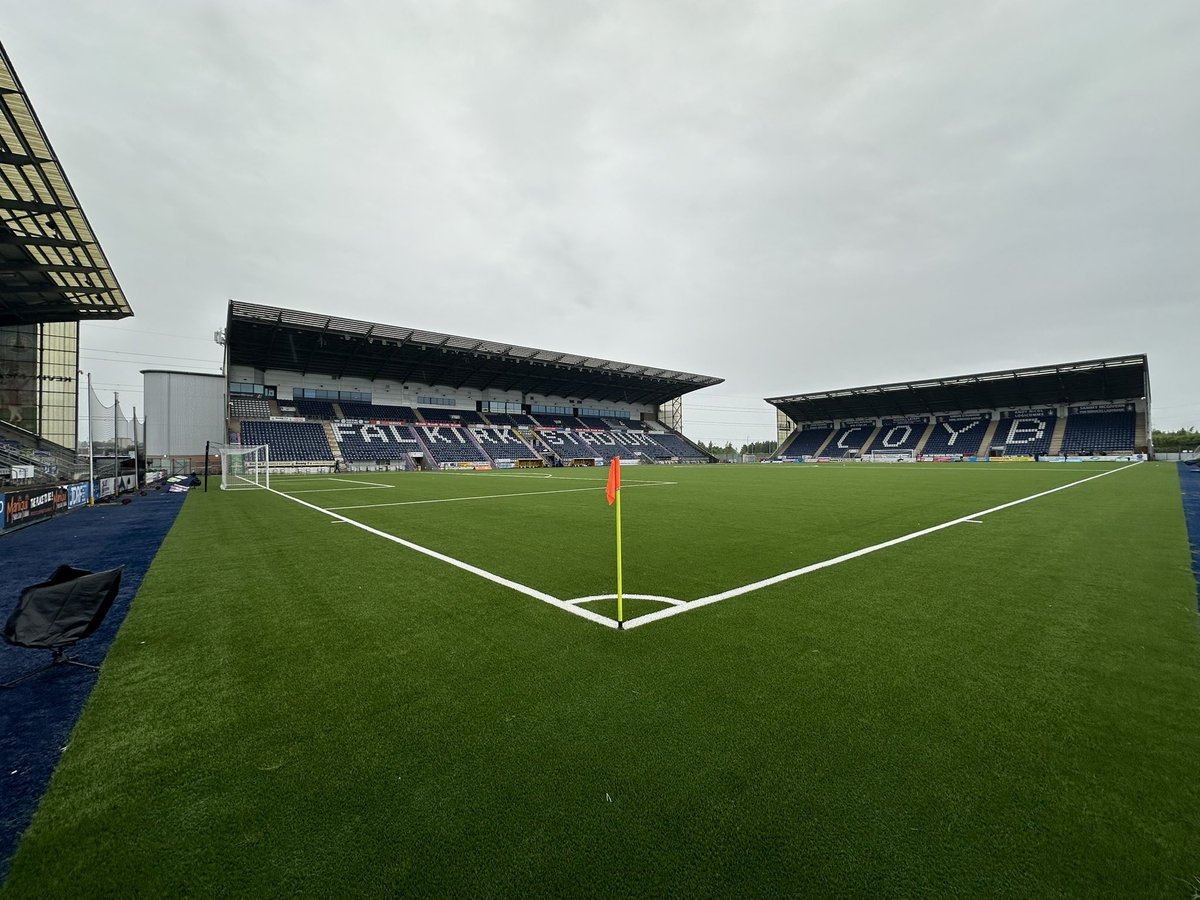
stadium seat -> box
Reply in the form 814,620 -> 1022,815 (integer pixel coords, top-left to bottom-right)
823,425 -> 874,458
989,414 -> 1057,457
291,398 -> 339,419
240,420 -> 334,462
229,397 -> 272,418
778,427 -> 833,459
338,402 -> 417,422
1059,411 -> 1136,454
921,417 -> 989,456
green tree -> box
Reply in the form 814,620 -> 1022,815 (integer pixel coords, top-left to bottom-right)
1152,427 -> 1199,453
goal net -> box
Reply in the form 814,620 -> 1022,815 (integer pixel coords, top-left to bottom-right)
867,449 -> 915,462
218,444 -> 270,490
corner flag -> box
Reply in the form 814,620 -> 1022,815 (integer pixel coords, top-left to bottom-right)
607,456 -> 624,627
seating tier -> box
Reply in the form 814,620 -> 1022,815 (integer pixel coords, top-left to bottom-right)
240,421 -> 333,461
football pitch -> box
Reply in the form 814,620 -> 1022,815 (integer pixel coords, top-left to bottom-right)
5,462 -> 1199,896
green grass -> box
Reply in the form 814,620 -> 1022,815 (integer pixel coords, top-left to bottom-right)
5,461 -> 1199,897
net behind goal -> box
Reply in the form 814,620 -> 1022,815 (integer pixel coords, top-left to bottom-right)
217,444 -> 270,490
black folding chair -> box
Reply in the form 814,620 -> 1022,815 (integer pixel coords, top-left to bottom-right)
2,565 -> 123,688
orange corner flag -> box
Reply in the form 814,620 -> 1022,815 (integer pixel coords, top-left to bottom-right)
606,456 -> 621,505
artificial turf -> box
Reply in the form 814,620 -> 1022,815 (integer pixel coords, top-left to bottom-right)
3,461 -> 1198,896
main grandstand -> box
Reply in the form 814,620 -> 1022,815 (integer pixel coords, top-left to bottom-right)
0,42 -> 132,499
219,300 -> 722,472
767,355 -> 1151,462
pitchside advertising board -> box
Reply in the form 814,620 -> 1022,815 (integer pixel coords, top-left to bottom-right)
1,485 -> 66,530
0,481 -> 101,531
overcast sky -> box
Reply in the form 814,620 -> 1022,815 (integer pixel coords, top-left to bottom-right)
5,1 -> 1198,445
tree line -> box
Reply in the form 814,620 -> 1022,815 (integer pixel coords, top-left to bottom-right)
1151,428 -> 1199,452
697,439 -> 778,458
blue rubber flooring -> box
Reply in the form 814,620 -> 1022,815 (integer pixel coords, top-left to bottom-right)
0,486 -> 187,883
1180,462 -> 1200,612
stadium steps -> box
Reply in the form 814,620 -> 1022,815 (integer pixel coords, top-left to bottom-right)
859,425 -> 883,456
320,423 -> 345,465
774,429 -> 800,459
975,419 -> 1000,457
913,422 -> 936,455
1136,410 -> 1148,451
812,430 -> 837,458
681,432 -> 719,462
463,426 -> 497,464
1048,416 -> 1069,456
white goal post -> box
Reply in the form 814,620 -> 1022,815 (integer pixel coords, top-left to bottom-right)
217,444 -> 271,490
867,449 -> 915,462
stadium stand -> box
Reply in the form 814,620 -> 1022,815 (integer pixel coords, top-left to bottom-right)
417,407 -> 486,424
229,397 -> 272,419
864,421 -> 926,454
777,427 -> 833,458
331,422 -> 422,464
1059,410 -> 1136,454
534,429 -> 594,461
533,414 -> 589,430
577,416 -> 618,429
240,420 -> 334,461
292,398 -> 339,419
822,425 -> 875,458
413,425 -> 491,465
989,414 -> 1057,457
920,417 -> 990,456
642,431 -> 708,461
574,430 -> 628,461
485,414 -> 541,428
466,426 -> 542,460
337,402 -> 418,422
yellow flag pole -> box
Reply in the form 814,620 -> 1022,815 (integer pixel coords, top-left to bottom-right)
615,487 -> 624,628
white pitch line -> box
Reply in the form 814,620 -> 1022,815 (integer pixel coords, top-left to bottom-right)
263,484 -> 618,629
567,593 -> 688,608
620,461 -> 1143,630
472,471 -> 677,485
323,481 -> 672,511
329,477 -> 397,487
284,486 -> 396,494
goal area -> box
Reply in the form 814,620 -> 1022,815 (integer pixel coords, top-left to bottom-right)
217,444 -> 271,490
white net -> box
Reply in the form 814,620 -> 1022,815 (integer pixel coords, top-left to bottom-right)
217,444 -> 270,491
88,383 -> 143,455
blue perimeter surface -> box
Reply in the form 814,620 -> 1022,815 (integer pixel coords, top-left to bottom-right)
1179,462 -> 1200,611
0,486 -> 187,883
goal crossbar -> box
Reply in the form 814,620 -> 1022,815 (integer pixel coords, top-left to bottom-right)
216,444 -> 271,490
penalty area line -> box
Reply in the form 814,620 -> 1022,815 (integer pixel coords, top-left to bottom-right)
262,484 -> 617,629
621,461 -> 1144,630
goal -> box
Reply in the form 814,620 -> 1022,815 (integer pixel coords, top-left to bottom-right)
218,444 -> 271,490
867,449 -> 915,463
